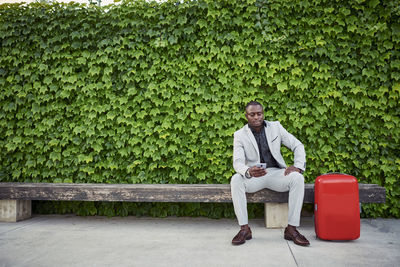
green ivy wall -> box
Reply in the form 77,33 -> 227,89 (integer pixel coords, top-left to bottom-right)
0,0 -> 399,218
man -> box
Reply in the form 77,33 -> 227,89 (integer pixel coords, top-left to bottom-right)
230,101 -> 310,246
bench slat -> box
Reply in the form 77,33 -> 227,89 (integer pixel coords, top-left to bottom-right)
0,183 -> 385,203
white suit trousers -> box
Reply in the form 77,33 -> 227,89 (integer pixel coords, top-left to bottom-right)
230,168 -> 305,227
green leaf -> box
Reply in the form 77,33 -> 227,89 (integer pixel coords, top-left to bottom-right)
277,82 -> 288,92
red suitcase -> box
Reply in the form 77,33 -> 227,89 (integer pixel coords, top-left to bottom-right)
314,173 -> 360,240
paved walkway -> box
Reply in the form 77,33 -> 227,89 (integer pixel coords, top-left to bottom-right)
0,215 -> 399,267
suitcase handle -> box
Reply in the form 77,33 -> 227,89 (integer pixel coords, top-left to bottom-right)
321,172 -> 352,176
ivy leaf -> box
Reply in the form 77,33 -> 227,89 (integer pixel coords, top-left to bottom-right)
277,82 -> 288,92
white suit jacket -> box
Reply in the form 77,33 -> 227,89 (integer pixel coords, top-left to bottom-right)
233,120 -> 306,177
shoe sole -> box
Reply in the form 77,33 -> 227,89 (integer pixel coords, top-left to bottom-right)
284,235 -> 309,246
232,235 -> 252,245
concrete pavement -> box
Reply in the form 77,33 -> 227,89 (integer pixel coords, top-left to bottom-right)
0,215 -> 399,267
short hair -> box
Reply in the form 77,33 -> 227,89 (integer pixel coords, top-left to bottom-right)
245,101 -> 263,110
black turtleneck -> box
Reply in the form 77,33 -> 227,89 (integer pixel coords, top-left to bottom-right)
249,121 -> 279,168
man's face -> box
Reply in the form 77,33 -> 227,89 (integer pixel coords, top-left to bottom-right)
245,104 -> 264,128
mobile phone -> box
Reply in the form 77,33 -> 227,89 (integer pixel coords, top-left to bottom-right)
256,163 -> 267,169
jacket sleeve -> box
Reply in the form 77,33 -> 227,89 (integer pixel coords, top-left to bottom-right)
233,131 -> 249,177
278,122 -> 306,172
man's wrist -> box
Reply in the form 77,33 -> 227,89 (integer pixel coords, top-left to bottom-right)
245,168 -> 252,178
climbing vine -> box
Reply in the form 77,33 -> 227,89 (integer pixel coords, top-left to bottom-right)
1,0 -> 399,217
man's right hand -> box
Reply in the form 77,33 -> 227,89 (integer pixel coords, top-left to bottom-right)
249,166 -> 267,177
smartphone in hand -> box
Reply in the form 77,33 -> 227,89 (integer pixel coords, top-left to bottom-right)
256,163 -> 267,169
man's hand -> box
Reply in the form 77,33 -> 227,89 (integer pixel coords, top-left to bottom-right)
284,166 -> 302,176
249,166 -> 267,177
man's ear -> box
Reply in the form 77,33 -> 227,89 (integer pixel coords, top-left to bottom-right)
244,113 -> 248,120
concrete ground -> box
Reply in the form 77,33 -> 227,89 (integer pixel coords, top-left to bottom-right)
0,215 -> 399,267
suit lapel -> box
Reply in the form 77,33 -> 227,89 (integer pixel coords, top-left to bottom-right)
265,121 -> 274,153
245,125 -> 259,156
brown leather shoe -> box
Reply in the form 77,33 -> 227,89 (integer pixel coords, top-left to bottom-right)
232,226 -> 252,245
284,227 -> 310,246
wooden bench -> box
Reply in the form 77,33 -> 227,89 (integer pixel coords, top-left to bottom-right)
0,182 -> 386,227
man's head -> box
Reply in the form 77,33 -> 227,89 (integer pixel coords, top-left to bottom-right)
245,101 -> 264,129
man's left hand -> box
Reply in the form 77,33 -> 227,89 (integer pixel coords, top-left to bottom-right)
284,166 -> 302,176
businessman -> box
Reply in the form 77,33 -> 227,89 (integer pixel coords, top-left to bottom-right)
231,101 -> 310,246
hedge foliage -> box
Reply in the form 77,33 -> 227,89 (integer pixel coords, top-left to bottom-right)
0,0 -> 399,218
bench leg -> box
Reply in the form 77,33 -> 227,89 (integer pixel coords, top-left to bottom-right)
264,203 -> 288,228
0,200 -> 32,222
